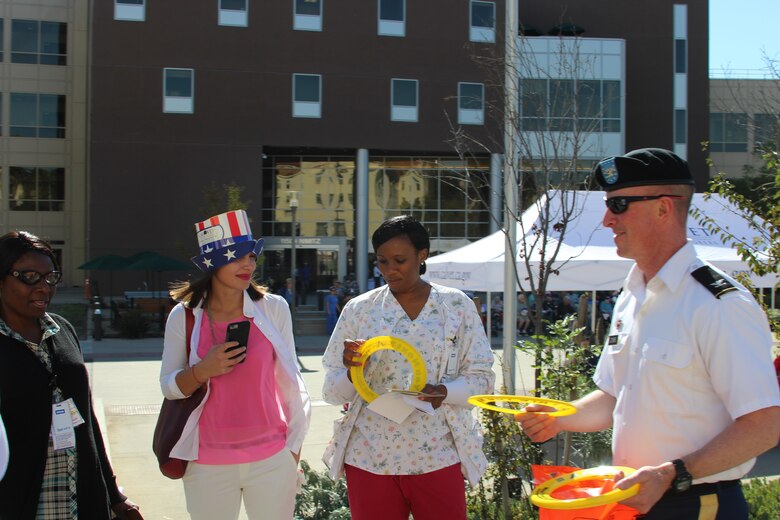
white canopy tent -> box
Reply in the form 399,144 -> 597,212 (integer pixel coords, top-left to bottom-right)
425,190 -> 778,292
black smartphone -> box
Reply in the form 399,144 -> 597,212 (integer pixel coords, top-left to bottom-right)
225,321 -> 250,362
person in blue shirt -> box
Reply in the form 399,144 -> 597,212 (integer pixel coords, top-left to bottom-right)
325,286 -> 341,334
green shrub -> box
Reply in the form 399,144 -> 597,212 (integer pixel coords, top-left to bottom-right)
745,477 -> 780,520
767,309 -> 780,334
294,460 -> 351,520
117,309 -> 150,338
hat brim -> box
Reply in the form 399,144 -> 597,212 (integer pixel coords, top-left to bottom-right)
191,238 -> 264,272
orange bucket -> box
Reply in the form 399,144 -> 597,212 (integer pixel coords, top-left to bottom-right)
532,465 -> 640,520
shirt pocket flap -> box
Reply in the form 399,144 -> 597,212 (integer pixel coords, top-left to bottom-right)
643,337 -> 692,368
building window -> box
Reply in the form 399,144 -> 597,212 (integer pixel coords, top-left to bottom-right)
368,157 -> 491,241
379,0 -> 405,37
710,112 -> 747,152
469,1 -> 495,43
458,82 -> 484,125
294,0 -> 322,31
675,39 -> 686,74
219,0 -> 248,27
11,20 -> 67,65
753,113 -> 780,150
10,93 -> 66,138
674,109 -> 686,145
115,0 -> 145,22
163,68 -> 194,114
9,166 -> 65,211
293,74 -> 322,118
0,18 -> 5,62
391,79 -> 418,122
519,79 -> 622,133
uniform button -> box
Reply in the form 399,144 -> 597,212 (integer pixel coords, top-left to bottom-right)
662,353 -> 668,360
628,385 -> 633,390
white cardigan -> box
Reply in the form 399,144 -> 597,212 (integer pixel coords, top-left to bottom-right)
159,292 -> 311,460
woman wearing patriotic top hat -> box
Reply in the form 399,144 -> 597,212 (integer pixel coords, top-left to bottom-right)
160,209 -> 311,520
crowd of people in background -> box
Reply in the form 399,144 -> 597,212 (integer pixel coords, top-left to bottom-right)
269,269 -> 624,342
472,290 -> 619,338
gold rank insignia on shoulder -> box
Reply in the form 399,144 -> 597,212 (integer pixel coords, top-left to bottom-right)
691,265 -> 738,299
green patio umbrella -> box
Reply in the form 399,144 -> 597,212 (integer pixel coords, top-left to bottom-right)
78,254 -> 129,271
78,254 -> 130,300
123,251 -> 193,272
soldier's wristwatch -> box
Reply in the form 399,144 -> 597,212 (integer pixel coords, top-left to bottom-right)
671,459 -> 693,493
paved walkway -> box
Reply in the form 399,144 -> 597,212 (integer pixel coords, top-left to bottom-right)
82,335 -> 779,520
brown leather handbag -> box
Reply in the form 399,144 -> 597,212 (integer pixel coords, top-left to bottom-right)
152,307 -> 206,479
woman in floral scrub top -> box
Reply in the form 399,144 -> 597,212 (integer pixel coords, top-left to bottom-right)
322,216 -> 495,520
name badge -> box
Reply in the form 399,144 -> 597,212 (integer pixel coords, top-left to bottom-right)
608,335 -> 619,346
63,397 -> 85,427
445,337 -> 458,376
51,402 -> 76,450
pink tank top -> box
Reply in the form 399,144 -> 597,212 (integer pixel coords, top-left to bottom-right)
195,314 -> 287,465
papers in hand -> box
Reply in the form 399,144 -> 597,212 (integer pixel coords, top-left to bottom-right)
367,391 -> 437,424
388,389 -> 446,398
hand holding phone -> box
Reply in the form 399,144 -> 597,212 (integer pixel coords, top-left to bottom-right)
225,321 -> 250,363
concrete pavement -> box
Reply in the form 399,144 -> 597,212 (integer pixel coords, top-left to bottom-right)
83,334 -> 534,519
84,335 -> 341,520
82,335 -> 780,520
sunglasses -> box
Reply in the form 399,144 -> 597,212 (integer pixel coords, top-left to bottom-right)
7,269 -> 62,286
604,194 -> 684,214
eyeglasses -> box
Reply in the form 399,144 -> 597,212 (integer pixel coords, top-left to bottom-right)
604,195 -> 684,215
7,269 -> 62,286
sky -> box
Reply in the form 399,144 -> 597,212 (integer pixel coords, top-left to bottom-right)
709,0 -> 780,77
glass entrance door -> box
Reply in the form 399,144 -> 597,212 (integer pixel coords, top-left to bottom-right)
316,250 -> 338,289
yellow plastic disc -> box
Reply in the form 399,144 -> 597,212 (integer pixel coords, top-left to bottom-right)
530,466 -> 639,510
349,336 -> 427,403
467,395 -> 577,416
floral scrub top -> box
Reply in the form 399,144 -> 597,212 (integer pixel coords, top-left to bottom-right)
345,295 -> 458,474
322,283 -> 495,484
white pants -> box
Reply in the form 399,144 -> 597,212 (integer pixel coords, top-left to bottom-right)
182,449 -> 297,520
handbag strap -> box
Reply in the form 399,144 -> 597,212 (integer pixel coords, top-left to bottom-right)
185,306 -> 194,358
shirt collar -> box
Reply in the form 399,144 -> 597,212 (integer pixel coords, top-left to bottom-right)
628,240 -> 694,295
652,240 -> 695,293
0,313 -> 60,344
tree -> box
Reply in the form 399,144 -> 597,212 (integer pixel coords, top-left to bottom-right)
443,16 -> 625,518
200,181 -> 252,216
449,25 -> 621,368
698,56 -> 780,329
692,148 -> 780,330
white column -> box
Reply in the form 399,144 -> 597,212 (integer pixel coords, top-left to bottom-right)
356,149 -> 369,294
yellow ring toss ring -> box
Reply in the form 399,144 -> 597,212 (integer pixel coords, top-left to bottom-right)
467,395 -> 577,416
349,336 -> 427,403
530,466 -> 639,510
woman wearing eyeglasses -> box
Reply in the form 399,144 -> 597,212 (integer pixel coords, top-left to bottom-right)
0,231 -> 143,519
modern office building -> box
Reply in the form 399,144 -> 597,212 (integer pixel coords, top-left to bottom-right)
709,78 -> 780,178
0,0 -> 89,286
3,1 -> 710,292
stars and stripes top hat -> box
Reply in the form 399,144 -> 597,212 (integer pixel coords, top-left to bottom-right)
191,209 -> 264,271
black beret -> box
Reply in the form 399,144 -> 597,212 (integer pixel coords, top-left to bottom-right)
593,148 -> 694,192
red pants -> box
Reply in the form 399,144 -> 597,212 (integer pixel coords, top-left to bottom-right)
345,463 -> 467,520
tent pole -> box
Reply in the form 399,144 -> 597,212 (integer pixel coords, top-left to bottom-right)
486,290 -> 492,344
591,290 -> 597,337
